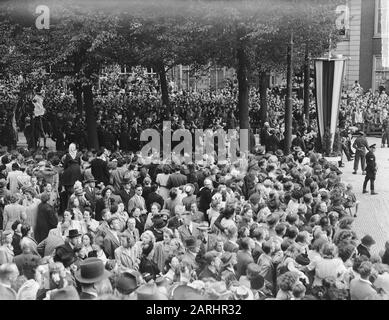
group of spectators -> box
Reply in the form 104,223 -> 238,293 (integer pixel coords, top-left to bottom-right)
1,135 -> 389,300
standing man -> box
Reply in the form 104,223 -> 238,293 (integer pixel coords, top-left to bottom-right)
353,132 -> 369,175
363,144 -> 378,195
382,114 -> 389,148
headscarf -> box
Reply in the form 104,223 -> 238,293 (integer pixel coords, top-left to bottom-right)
68,143 -> 77,159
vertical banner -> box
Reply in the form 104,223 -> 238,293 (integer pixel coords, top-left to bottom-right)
382,0 -> 389,68
314,57 -> 346,151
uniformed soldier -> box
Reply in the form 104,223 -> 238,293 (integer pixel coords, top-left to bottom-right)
352,131 -> 369,175
363,144 -> 378,195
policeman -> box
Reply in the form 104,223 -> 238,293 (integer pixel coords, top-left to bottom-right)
363,144 -> 378,195
352,131 -> 369,175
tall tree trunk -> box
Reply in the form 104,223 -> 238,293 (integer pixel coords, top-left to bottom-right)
237,46 -> 250,130
74,81 -> 83,115
284,32 -> 293,154
83,84 -> 99,150
303,44 -> 310,125
237,45 -> 250,151
259,70 -> 269,126
157,62 -> 170,120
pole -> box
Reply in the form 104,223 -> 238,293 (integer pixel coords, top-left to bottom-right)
304,43 -> 310,125
284,31 -> 293,154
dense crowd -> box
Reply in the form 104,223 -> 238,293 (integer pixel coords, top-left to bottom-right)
1,136 -> 389,300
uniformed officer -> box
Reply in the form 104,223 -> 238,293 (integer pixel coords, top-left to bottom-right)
352,131 -> 369,175
363,144 -> 378,195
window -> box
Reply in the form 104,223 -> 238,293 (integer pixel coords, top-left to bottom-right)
375,0 -> 383,37
372,56 -> 389,91
335,2 -> 350,40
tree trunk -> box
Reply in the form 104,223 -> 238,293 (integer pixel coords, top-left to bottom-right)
284,32 -> 293,155
237,46 -> 250,131
259,70 -> 269,126
83,84 -> 99,150
158,62 -> 170,119
303,44 -> 310,125
74,81 -> 83,116
237,45 -> 251,152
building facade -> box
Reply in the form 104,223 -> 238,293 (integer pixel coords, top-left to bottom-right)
335,0 -> 388,91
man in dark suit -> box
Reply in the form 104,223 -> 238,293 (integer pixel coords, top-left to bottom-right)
54,229 -> 81,265
198,178 -> 214,215
103,216 -> 121,259
198,251 -> 221,281
117,178 -> 134,212
177,211 -> 200,243
90,149 -> 110,185
84,178 -> 97,212
363,144 -> 378,195
146,184 -> 164,212
236,237 -> 255,280
166,165 -> 187,189
181,236 -> 201,272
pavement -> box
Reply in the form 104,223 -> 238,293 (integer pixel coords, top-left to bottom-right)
341,137 -> 389,255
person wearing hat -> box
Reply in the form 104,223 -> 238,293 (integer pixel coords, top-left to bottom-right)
54,229 -> 81,266
75,257 -> 111,300
197,221 -> 217,253
182,183 -> 196,209
352,131 -> 369,175
136,282 -> 168,300
363,144 -> 378,195
357,235 -> 376,259
49,285 -> 80,300
83,177 -> 97,213
220,252 -> 238,284
114,270 -> 141,299
181,236 -> 201,272
117,177 -> 136,212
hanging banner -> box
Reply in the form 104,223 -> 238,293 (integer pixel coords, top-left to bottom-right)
382,0 -> 389,68
314,57 -> 347,151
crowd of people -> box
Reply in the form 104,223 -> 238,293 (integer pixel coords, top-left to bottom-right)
1,134 -> 389,300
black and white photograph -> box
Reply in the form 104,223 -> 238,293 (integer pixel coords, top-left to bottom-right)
0,0 -> 389,306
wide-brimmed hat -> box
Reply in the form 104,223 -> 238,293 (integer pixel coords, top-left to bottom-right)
121,177 -> 132,185
50,286 -> 80,300
232,285 -> 254,300
275,149 -> 284,158
184,236 -> 199,249
197,221 -> 211,231
184,183 -> 195,194
361,235 -> 376,246
75,258 -> 111,284
136,283 -> 168,300
171,285 -> 204,300
83,177 -> 96,184
68,229 -> 82,239
116,270 -> 141,295
293,146 -> 302,152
